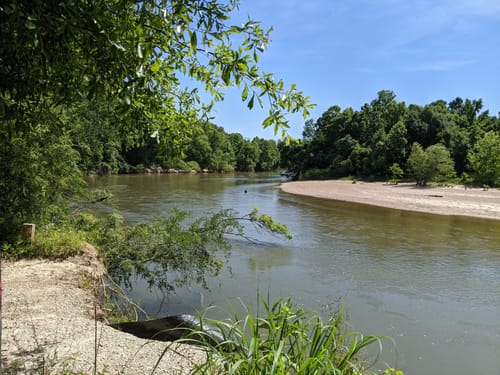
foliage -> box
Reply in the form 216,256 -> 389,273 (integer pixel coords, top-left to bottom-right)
388,163 -> 404,183
468,131 -> 500,186
384,369 -> 404,375
3,226 -> 85,260
303,168 -> 333,180
281,91 -> 500,186
278,137 -> 307,178
161,125 -> 279,173
0,104 -> 85,242
254,137 -> 281,171
187,160 -> 202,172
0,0 -> 313,243
1,0 -> 313,134
75,208 -> 291,291
169,297 -> 398,375
407,143 -> 455,186
248,208 -> 293,239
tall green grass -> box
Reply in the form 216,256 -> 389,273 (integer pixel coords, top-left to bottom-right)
160,297 -> 401,375
3,226 -> 85,260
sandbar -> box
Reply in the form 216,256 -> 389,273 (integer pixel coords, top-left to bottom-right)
280,180 -> 500,221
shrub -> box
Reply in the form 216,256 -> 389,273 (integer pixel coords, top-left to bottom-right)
187,160 -> 201,172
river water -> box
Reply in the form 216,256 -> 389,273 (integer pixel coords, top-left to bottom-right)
87,173 -> 500,375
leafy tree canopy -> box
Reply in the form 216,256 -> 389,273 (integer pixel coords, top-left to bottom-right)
75,208 -> 292,291
0,0 -> 313,139
468,131 -> 500,187
0,0 -> 313,242
280,91 -> 499,186
404,143 -> 455,186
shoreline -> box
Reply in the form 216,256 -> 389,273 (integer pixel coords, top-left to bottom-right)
2,244 -> 204,374
279,180 -> 500,221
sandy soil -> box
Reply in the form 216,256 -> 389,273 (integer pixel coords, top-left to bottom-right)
2,244 -> 206,374
280,180 -> 500,220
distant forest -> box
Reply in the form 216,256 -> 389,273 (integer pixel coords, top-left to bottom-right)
81,90 -> 499,187
79,117 -> 280,174
279,90 -> 500,187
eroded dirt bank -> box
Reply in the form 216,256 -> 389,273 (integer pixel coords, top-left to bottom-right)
2,243 -> 205,374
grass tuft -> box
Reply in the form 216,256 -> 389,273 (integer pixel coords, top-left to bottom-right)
4,227 -> 85,260
162,297 -> 400,375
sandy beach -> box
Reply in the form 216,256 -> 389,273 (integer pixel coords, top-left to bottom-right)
280,180 -> 500,221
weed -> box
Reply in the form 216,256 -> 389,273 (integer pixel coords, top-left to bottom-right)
157,297 -> 401,375
5,227 -> 85,260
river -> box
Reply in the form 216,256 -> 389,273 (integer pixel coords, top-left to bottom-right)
87,173 -> 500,375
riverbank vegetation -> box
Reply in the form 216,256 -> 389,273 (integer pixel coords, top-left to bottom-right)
5,211 -> 404,375
279,90 -> 500,187
5,207 -> 291,290
170,298 -> 399,375
125,122 -> 282,174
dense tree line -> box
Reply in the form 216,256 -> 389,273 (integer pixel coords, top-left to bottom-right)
280,90 -> 500,187
64,99 -> 281,175
122,122 -> 280,173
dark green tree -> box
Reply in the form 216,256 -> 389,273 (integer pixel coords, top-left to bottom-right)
405,104 -> 428,147
278,138 -> 306,178
419,100 -> 450,147
255,138 -> 280,171
284,91 -> 499,185
236,138 -> 260,171
186,132 -> 213,169
0,109 -> 83,240
386,120 -> 408,168
205,125 -> 235,171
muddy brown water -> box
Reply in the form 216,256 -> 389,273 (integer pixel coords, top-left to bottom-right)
87,173 -> 500,375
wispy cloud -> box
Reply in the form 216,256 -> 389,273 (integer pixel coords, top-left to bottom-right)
344,0 -> 500,49
405,59 -> 477,72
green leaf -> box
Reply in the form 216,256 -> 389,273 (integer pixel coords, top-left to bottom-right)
150,60 -> 161,73
247,94 -> 255,109
190,30 -> 197,53
263,115 -> 273,128
25,19 -> 36,30
241,84 -> 249,101
253,49 -> 259,62
122,95 -> 131,106
222,66 -> 231,85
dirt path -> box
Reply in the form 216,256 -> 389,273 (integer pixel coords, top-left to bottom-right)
2,244 -> 205,374
280,180 -> 500,220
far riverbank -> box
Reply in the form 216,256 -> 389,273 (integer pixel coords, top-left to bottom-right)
280,180 -> 500,221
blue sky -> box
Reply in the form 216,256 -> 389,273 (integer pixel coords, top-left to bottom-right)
206,0 -> 500,139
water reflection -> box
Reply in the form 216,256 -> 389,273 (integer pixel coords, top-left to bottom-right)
245,245 -> 294,272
